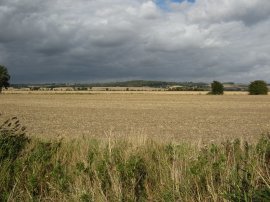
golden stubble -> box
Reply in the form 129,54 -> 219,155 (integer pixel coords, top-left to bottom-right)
0,92 -> 269,142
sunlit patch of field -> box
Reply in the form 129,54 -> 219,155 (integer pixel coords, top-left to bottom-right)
0,92 -> 269,142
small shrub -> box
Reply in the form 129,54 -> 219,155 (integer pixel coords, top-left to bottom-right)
0,117 -> 29,160
119,155 -> 148,201
80,192 -> 93,202
25,141 -> 70,198
0,117 -> 30,201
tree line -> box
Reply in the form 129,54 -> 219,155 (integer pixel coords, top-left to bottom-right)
0,65 -> 269,95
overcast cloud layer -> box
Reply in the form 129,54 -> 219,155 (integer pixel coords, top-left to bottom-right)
0,0 -> 270,83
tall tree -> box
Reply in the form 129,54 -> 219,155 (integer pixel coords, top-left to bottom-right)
0,65 -> 10,93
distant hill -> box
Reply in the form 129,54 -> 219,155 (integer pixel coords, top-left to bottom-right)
10,80 -> 254,91
11,80 -> 210,88
86,80 -> 209,88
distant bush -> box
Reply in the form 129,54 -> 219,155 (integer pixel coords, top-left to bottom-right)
248,80 -> 268,95
210,81 -> 224,95
30,86 -> 40,91
77,87 -> 88,91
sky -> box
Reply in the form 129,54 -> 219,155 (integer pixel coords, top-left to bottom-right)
0,0 -> 270,83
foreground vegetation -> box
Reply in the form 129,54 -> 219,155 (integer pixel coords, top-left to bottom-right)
1,117 -> 270,201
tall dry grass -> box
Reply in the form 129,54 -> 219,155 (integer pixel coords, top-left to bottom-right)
1,117 -> 270,201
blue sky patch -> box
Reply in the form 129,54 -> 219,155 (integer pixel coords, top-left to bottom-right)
155,0 -> 195,10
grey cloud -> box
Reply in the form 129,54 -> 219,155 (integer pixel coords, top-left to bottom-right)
0,0 -> 269,83
188,0 -> 270,26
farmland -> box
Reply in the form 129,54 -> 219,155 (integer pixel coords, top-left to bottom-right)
0,91 -> 269,142
1,91 -> 270,201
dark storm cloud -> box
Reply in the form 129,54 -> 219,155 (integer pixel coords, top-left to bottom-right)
0,0 -> 270,83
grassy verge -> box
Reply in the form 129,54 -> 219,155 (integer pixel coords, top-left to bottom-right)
1,117 -> 270,201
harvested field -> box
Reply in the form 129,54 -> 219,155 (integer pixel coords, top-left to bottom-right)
0,92 -> 269,142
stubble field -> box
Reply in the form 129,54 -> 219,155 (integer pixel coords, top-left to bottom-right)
0,91 -> 269,142
1,91 -> 270,201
